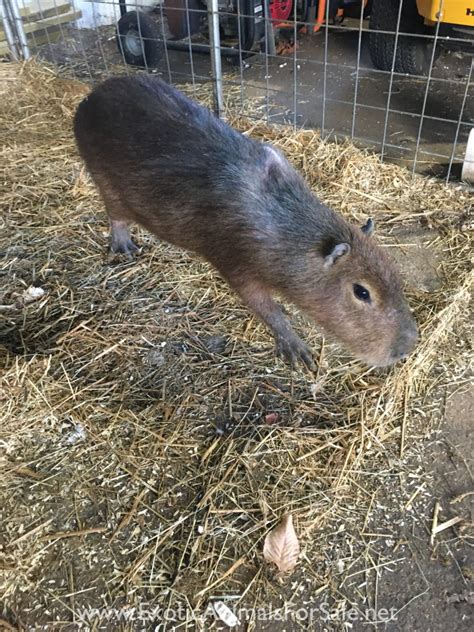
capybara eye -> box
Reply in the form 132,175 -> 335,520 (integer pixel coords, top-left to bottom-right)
353,284 -> 371,302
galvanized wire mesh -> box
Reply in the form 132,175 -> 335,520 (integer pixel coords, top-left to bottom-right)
2,0 -> 473,181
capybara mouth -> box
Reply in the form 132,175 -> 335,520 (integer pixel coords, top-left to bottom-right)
360,339 -> 418,368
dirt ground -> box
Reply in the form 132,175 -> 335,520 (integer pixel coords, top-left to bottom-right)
1,221 -> 472,630
236,230 -> 474,632
0,61 -> 473,632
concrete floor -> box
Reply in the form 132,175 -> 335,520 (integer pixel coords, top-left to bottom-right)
162,25 -> 473,179
249,34 -> 472,175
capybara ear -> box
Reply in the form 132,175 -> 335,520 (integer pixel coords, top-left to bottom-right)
323,242 -> 350,268
361,218 -> 374,236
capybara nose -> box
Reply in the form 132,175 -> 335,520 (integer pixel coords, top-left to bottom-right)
391,322 -> 418,363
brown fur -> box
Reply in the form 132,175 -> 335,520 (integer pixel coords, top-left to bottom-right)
73,75 -> 418,368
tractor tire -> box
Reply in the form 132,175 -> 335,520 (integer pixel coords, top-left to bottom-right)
116,11 -> 163,68
368,0 -> 438,76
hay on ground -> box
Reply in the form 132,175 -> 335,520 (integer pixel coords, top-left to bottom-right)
0,61 -> 472,628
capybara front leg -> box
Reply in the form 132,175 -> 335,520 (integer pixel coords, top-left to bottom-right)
230,278 -> 315,370
110,220 -> 139,257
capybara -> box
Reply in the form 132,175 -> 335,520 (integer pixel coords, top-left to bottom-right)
73,76 -> 417,368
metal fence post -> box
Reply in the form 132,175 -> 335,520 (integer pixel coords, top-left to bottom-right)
8,0 -> 30,59
207,0 -> 224,118
0,0 -> 19,60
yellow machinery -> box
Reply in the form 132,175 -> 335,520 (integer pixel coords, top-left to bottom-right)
417,0 -> 474,27
368,0 -> 473,75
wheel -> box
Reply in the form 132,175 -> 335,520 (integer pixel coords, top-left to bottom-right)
116,11 -> 163,68
368,0 -> 438,75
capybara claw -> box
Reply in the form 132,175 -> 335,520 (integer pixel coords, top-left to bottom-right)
276,335 -> 315,371
110,239 -> 139,259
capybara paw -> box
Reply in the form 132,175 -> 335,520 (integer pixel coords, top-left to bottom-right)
110,238 -> 139,259
275,334 -> 315,371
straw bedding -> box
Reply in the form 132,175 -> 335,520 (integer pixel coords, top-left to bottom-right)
0,61 -> 472,628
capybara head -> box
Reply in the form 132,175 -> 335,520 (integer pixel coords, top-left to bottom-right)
307,219 -> 418,367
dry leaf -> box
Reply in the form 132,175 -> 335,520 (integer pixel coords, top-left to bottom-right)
263,514 -> 300,574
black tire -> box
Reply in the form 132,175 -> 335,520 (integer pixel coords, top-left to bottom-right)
116,11 -> 163,68
368,0 -> 438,75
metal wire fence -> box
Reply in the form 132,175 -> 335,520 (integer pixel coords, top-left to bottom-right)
2,0 -> 473,182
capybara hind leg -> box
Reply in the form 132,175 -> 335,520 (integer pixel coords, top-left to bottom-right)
229,278 -> 315,370
91,173 -> 138,256
110,219 -> 139,256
